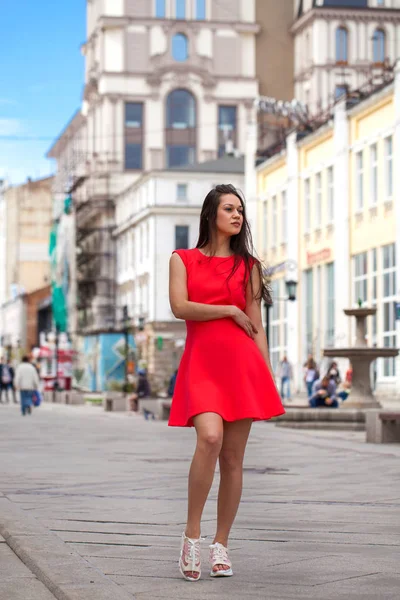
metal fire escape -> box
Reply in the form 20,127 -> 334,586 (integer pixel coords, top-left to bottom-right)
69,155 -> 117,334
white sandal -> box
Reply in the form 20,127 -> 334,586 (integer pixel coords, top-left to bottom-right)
209,542 -> 233,577
179,532 -> 202,582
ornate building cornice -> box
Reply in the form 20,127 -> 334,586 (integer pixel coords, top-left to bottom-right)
291,7 -> 400,35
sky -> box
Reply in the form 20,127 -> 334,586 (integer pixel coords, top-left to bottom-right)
0,1 -> 85,184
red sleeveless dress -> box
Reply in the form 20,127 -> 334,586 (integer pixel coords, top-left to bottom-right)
168,248 -> 285,427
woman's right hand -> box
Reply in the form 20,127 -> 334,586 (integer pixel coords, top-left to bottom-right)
230,306 -> 258,339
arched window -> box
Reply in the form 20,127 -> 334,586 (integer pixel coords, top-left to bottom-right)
172,33 -> 188,62
166,89 -> 196,168
373,29 -> 385,63
336,27 -> 348,63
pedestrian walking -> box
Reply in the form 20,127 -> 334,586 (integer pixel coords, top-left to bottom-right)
14,356 -> 40,416
169,184 -> 284,582
0,359 -> 17,404
277,355 -> 293,401
304,356 -> 319,399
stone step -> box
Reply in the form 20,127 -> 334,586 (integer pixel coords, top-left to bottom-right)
276,421 -> 365,431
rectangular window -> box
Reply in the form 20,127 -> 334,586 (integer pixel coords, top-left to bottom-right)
272,196 -> 278,247
315,172 -> 322,228
167,146 -> 195,168
356,150 -> 364,211
335,84 -> 348,100
196,0 -> 206,19
382,243 -> 396,376
218,105 -> 237,157
384,136 -> 393,199
125,103 -> 143,170
326,263 -> 335,347
263,200 -> 268,254
281,190 -> 287,244
156,0 -> 166,18
177,183 -> 188,201
270,280 -> 280,373
327,166 -> 334,223
304,178 -> 311,232
353,252 -> 368,305
175,225 -> 189,250
176,0 -> 186,19
370,143 -> 378,206
371,248 -> 378,342
305,269 -> 313,354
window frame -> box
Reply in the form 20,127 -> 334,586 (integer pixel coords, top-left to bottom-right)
218,105 -> 237,158
373,28 -> 386,64
370,143 -> 378,207
353,252 -> 368,306
176,183 -> 188,202
315,172 -> 322,229
281,190 -> 287,244
326,262 -> 335,347
304,178 -> 311,233
384,135 -> 393,200
327,166 -> 334,224
262,200 -> 268,254
166,89 -> 197,168
124,102 -> 144,171
355,150 -> 364,212
175,225 -> 189,250
172,32 -> 189,62
382,243 -> 396,377
336,26 -> 349,63
176,0 -> 186,19
195,0 -> 206,20
155,0 -> 166,18
272,195 -> 278,248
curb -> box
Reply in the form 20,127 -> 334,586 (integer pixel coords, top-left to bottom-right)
0,497 -> 133,600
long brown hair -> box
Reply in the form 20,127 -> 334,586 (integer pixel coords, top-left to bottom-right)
196,184 -> 271,304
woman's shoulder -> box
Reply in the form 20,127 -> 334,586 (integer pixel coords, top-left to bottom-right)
171,248 -> 198,267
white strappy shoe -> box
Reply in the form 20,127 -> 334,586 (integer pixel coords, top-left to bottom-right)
209,542 -> 233,577
179,532 -> 202,582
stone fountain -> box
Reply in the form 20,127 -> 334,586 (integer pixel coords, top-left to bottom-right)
324,307 -> 399,409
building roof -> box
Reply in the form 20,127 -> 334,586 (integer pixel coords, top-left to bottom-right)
170,155 -> 245,174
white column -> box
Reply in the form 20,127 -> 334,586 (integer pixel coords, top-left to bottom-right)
333,99 -> 350,374
244,106 -> 258,247
286,132 -> 300,392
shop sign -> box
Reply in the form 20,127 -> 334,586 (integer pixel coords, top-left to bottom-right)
307,248 -> 331,266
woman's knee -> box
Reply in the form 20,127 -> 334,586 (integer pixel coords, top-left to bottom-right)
197,430 -> 223,455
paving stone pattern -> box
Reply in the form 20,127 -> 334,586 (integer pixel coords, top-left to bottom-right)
0,403 -> 399,600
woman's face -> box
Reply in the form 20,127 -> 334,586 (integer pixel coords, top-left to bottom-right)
215,193 -> 244,237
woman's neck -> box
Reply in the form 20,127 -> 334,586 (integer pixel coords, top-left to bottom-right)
202,236 -> 232,257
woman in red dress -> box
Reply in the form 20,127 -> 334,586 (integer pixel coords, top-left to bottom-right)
169,184 -> 285,582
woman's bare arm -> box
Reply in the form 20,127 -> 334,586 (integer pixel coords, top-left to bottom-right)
169,254 -> 258,338
244,265 -> 275,377
169,254 -> 235,321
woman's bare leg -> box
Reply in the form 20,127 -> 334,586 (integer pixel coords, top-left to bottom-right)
212,418 -> 252,572
185,412 -> 224,541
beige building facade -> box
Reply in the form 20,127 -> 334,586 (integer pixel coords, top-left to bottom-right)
256,64 -> 400,405
0,176 -> 53,354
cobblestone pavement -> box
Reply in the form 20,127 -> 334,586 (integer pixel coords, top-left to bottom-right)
0,402 -> 399,600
